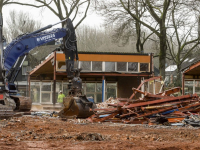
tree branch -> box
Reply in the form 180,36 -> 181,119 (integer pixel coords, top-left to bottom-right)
75,0 -> 90,29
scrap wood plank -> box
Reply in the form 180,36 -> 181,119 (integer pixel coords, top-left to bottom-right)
129,76 -> 162,99
145,93 -> 172,99
178,102 -> 200,111
87,112 -> 119,123
156,87 -> 181,96
120,106 -> 175,118
140,100 -> 197,110
123,94 -> 198,109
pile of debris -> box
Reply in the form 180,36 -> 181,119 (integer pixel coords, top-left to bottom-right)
87,76 -> 200,126
96,97 -> 118,108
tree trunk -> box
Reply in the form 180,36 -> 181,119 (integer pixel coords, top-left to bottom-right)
159,22 -> 167,79
175,64 -> 182,87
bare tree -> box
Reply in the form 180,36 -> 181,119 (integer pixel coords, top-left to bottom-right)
5,0 -> 91,28
94,0 -> 154,53
4,10 -> 42,42
94,0 -> 171,78
76,25 -> 134,52
167,0 -> 200,86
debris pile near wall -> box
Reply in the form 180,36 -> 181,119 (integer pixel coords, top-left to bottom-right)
87,77 -> 200,126
96,97 -> 118,108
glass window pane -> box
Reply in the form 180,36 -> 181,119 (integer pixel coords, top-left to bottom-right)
140,63 -> 149,72
96,83 -> 102,92
86,83 -> 95,92
80,61 -> 91,71
30,82 -> 40,103
106,83 -> 117,99
195,81 -> 200,96
117,62 -> 126,71
86,94 -> 94,100
42,82 -> 51,91
17,85 -> 26,96
41,93 -> 51,102
63,82 -> 69,96
184,81 -> 193,95
105,62 -> 115,71
56,82 -> 62,92
128,62 -> 138,72
82,82 -> 86,94
96,93 -> 102,103
92,61 -> 102,71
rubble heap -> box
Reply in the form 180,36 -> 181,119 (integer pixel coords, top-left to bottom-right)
87,76 -> 200,126
96,97 -> 118,108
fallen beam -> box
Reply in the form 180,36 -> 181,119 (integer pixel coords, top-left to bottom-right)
123,94 -> 198,109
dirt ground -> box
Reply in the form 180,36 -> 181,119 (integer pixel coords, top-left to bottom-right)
0,115 -> 200,150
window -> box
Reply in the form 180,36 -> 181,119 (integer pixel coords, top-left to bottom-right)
22,66 -> 31,75
140,63 -> 149,72
92,61 -> 102,71
106,83 -> 117,99
42,82 -> 51,91
41,82 -> 52,103
63,82 -> 70,97
30,82 -> 40,103
184,81 -> 193,95
105,62 -> 115,71
195,81 -> 200,96
80,61 -> 91,71
41,93 -> 51,103
83,82 -> 103,103
17,85 -> 27,97
128,62 -> 138,72
117,62 -> 127,71
54,82 -> 62,103
86,83 -> 95,92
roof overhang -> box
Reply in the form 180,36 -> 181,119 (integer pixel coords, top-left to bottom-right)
183,61 -> 200,75
29,53 -> 54,77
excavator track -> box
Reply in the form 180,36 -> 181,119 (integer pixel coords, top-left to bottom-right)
0,104 -> 14,119
11,96 -> 32,111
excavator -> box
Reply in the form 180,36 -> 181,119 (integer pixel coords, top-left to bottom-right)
0,13 -> 96,119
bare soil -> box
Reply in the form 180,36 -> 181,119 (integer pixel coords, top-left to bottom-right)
0,116 -> 200,150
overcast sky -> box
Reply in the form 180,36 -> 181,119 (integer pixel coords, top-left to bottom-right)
2,3 -> 104,29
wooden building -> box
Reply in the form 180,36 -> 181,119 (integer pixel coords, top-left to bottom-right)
28,51 -> 154,110
182,58 -> 200,96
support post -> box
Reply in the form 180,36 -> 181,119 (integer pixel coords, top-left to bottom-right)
141,77 -> 144,98
182,73 -> 185,95
28,74 -> 30,97
53,51 -> 57,105
102,76 -> 105,102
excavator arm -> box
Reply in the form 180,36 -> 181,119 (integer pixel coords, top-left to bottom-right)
0,16 -> 75,113
1,14 -> 95,118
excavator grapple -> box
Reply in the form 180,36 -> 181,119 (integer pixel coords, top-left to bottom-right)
59,95 -> 96,118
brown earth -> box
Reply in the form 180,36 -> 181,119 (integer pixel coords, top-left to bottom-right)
0,116 -> 200,150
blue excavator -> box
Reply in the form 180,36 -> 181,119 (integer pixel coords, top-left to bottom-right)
0,13 -> 96,118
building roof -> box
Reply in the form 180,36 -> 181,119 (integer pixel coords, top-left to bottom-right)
30,45 -> 151,57
181,54 -> 200,72
165,65 -> 177,72
78,51 -> 151,56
